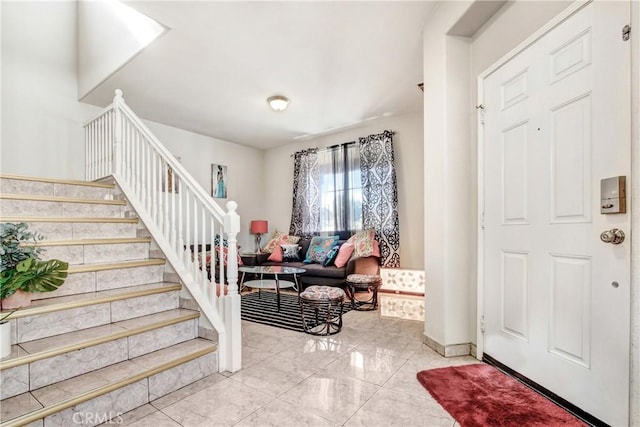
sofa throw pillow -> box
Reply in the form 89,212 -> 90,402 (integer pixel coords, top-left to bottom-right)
193,251 -> 212,270
262,231 -> 300,254
262,231 -> 284,253
267,245 -> 283,262
216,246 -> 244,267
334,242 -> 354,268
347,229 -> 376,259
304,235 -> 339,264
214,234 -> 228,247
373,240 -> 381,258
281,244 -> 301,262
323,244 -> 341,267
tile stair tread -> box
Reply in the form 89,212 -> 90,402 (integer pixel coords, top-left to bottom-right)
67,258 -> 165,273
0,393 -> 43,422
31,237 -> 152,247
0,193 -> 126,205
26,339 -> 214,408
1,339 -> 215,423
0,216 -> 138,223
1,309 -> 199,366
0,174 -> 115,188
0,282 -> 181,319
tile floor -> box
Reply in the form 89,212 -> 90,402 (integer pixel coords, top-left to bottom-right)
117,308 -> 479,427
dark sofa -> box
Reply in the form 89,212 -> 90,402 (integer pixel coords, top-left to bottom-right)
257,237 -> 379,289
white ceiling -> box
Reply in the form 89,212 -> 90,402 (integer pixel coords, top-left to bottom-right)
81,1 -> 437,150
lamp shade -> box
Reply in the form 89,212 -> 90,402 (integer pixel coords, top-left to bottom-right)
250,220 -> 268,234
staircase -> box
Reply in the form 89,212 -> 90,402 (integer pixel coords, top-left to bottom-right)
0,174 -> 218,426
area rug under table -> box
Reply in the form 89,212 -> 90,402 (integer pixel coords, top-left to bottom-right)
416,364 -> 586,427
241,290 -> 352,333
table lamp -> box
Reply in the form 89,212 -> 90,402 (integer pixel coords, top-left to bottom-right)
250,220 -> 268,253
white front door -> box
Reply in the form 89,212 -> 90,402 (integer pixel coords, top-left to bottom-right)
482,2 -> 631,425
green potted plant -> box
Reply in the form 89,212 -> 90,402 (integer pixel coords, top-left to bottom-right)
0,223 -> 69,309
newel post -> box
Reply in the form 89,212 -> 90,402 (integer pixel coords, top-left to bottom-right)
113,89 -> 124,176
223,201 -> 242,372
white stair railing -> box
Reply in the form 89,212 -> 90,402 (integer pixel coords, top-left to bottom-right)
84,89 -> 241,373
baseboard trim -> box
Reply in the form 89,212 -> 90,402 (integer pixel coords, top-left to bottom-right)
423,335 -> 471,357
482,353 -> 607,427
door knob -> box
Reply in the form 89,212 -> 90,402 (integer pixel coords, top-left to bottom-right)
600,228 -> 625,245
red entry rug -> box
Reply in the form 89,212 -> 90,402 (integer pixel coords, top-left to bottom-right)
416,364 -> 586,427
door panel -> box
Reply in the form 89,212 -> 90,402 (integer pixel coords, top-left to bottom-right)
482,2 -> 630,425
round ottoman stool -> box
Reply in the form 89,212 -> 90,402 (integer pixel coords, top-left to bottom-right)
345,274 -> 383,311
299,285 -> 346,336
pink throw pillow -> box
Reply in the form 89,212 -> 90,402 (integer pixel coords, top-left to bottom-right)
268,245 -> 283,262
334,242 -> 355,268
373,240 -> 381,257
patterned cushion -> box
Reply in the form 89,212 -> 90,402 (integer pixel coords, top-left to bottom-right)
262,231 -> 300,254
194,251 -> 212,269
346,274 -> 382,285
281,244 -> 301,262
262,231 -> 284,253
323,245 -> 340,267
300,285 -> 346,301
304,235 -> 339,264
347,229 -> 376,259
216,246 -> 244,267
214,234 -> 228,247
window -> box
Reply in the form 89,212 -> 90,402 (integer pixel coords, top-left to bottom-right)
317,143 -> 362,233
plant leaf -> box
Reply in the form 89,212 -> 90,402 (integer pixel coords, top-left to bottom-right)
20,259 -> 68,293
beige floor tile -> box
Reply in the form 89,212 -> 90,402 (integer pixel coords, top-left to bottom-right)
234,398 -> 338,427
229,356 -> 308,396
324,347 -> 407,386
353,331 -> 424,360
150,373 -> 227,410
161,378 -> 273,426
126,410 -> 181,427
0,392 -> 43,422
117,404 -> 157,426
241,344 -> 277,368
279,369 -> 380,425
345,387 -> 455,427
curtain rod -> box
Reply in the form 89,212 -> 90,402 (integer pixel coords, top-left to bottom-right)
290,130 -> 395,157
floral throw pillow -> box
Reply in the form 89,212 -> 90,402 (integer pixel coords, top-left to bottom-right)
304,236 -> 339,264
262,232 -> 300,253
215,246 -> 244,267
262,231 -> 284,253
347,229 -> 376,259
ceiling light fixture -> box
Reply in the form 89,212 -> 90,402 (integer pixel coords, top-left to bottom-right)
267,95 -> 290,111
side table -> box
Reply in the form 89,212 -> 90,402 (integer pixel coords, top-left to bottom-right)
240,252 -> 261,267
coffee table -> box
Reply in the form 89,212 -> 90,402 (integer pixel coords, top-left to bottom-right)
238,265 -> 306,311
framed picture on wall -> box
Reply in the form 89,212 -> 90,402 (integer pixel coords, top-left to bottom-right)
211,163 -> 227,198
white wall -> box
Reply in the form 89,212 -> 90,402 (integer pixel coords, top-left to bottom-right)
263,111 -> 424,269
1,1 -> 100,179
77,0 -> 166,99
0,1 -> 263,250
144,121 -> 264,250
423,0 -> 574,349
423,0 -> 474,349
